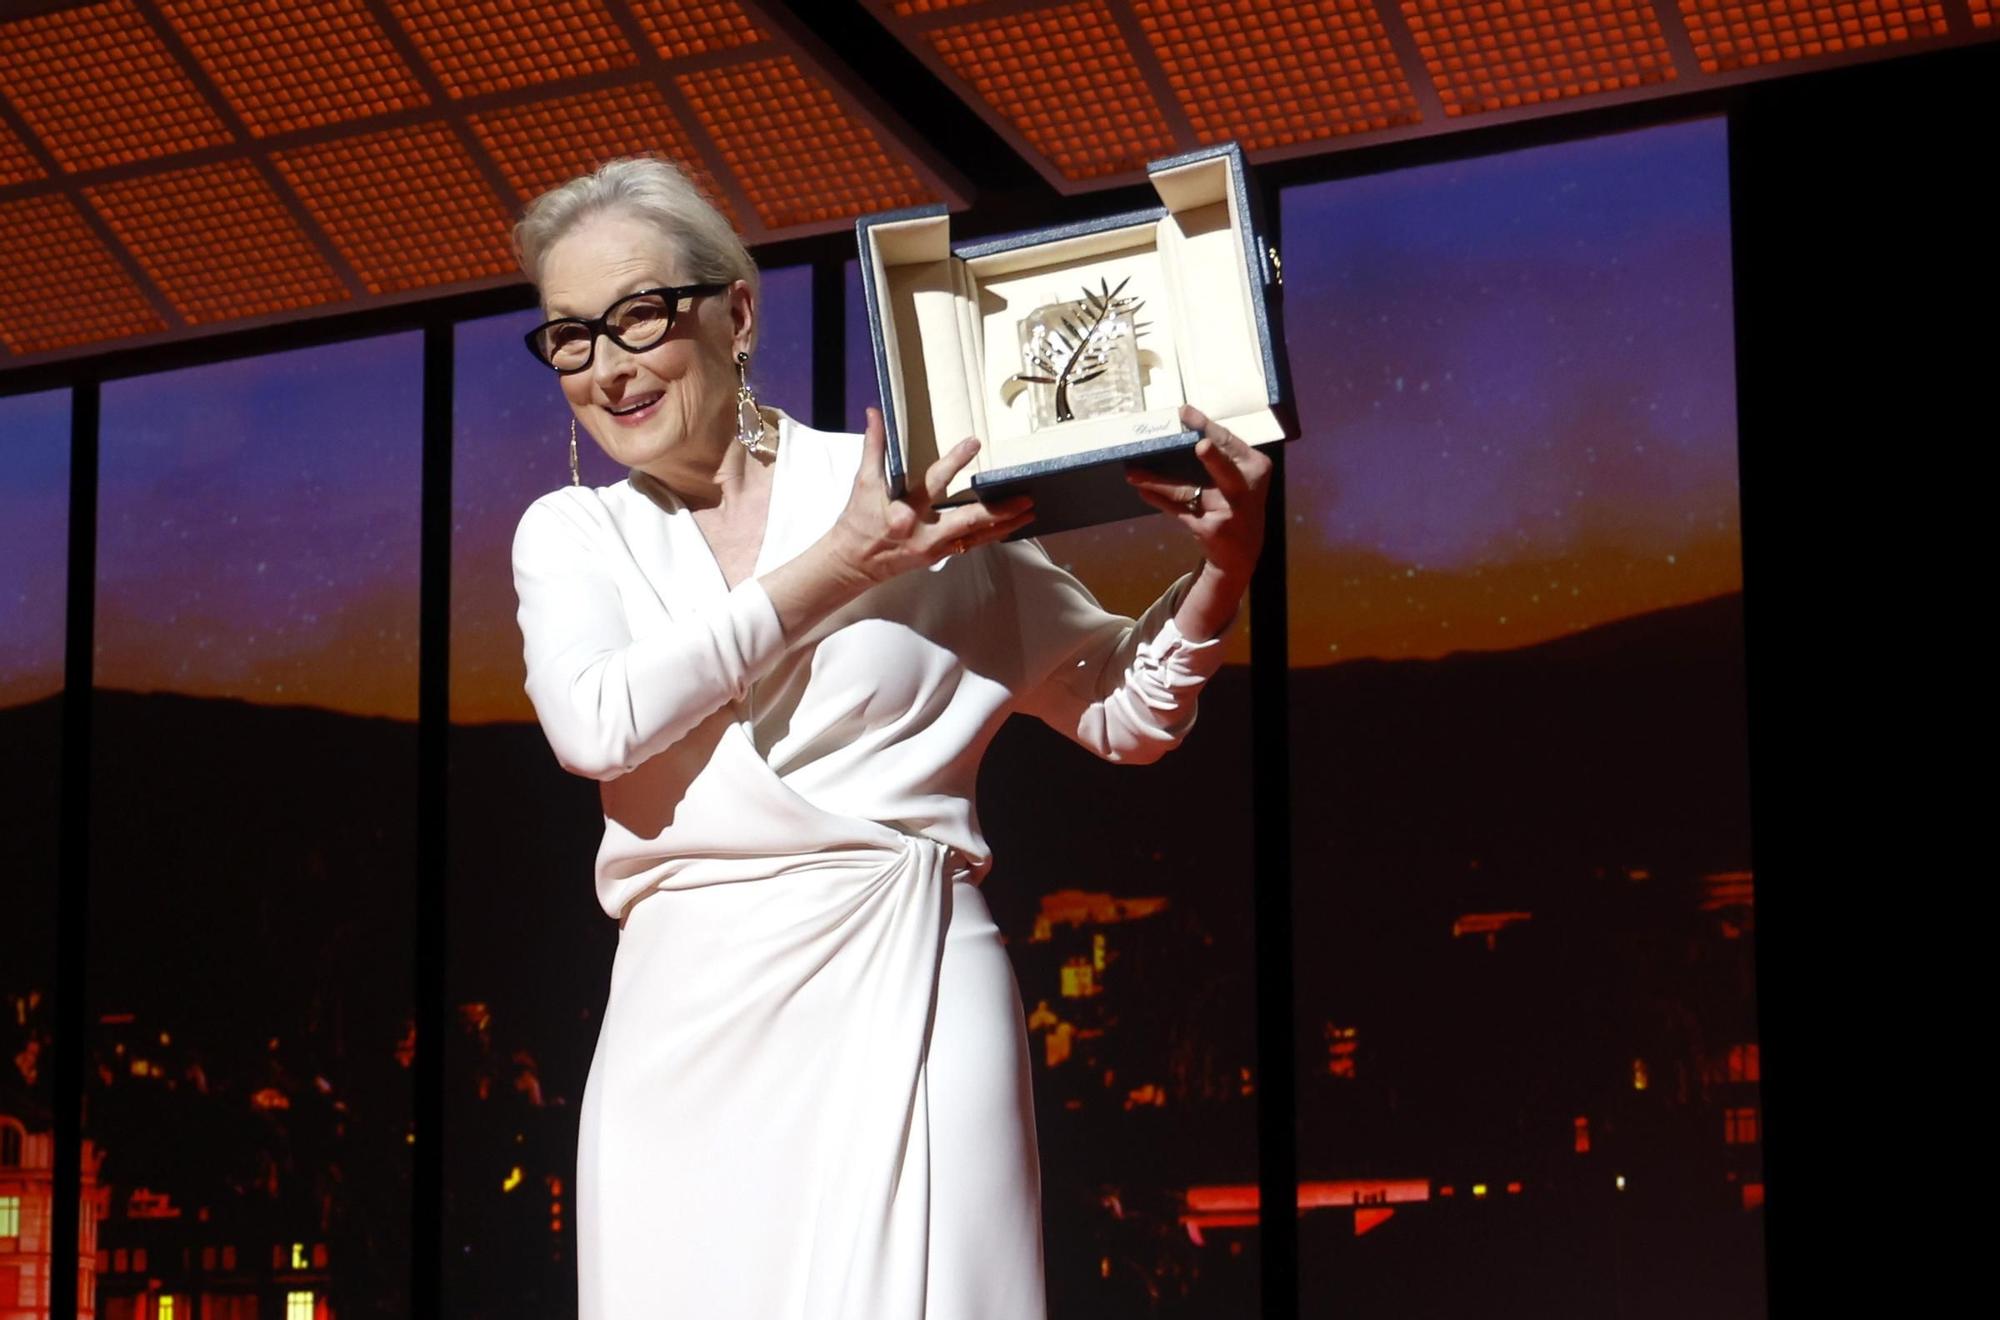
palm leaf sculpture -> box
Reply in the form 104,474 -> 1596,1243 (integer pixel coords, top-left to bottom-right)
1014,277 -> 1149,423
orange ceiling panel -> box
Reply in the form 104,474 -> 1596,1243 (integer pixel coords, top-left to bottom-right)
85,160 -> 348,324
157,0 -> 430,137
926,0 -> 1179,181
890,0 -> 986,13
385,0 -> 636,98
0,120 -> 43,188
0,0 -> 233,172
0,194 -> 167,354
1972,0 -> 1993,28
275,123 -> 517,294
680,56 -> 933,230
471,82 -> 740,226
1675,1 -> 1948,74
1132,0 -> 1421,149
1399,0 -> 1678,118
627,0 -> 764,59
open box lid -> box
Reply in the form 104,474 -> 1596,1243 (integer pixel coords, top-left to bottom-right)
855,141 -> 1293,530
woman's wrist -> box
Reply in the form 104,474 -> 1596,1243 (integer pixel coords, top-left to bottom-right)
1173,558 -> 1250,643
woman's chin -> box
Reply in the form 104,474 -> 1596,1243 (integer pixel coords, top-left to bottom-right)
595,423 -> 686,474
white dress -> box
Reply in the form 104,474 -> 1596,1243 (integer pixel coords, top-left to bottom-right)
510,411 -> 1231,1320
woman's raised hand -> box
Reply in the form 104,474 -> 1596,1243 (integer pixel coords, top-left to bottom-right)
826,406 -> 1036,586
1122,405 -> 1272,584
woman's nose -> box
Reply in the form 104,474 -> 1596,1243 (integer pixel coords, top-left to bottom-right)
590,333 -> 638,389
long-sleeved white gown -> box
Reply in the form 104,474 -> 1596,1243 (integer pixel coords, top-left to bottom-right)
510,411 -> 1231,1320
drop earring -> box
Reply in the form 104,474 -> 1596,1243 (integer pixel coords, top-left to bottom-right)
735,350 -> 768,456
568,416 -> 580,486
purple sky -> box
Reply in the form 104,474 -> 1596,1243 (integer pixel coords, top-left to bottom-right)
0,387 -> 70,705
94,335 -> 424,717
1280,115 -> 1740,664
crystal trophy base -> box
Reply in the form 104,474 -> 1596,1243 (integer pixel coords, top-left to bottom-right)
1015,280 -> 1146,431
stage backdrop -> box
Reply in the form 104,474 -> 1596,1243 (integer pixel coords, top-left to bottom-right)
0,115 -> 1760,1320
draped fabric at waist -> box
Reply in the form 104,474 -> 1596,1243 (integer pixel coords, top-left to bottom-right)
579,823 -> 960,1319
593,712 -> 980,923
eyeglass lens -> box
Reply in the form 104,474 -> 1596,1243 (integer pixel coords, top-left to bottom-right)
539,291 -> 680,371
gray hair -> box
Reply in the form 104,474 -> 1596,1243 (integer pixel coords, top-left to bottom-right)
513,155 -> 760,347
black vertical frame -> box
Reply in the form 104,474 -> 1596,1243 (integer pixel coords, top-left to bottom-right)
50,376 -> 97,1320
1721,36 -> 1996,1309
1248,182 -> 1299,1320
811,258 -> 847,434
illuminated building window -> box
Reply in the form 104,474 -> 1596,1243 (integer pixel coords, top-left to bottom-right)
115,1248 -> 128,1272
202,1246 -> 215,1270
134,1248 -> 147,1271
1573,1115 -> 1590,1153
159,1297 -> 176,1319
1631,1058 -> 1649,1090
286,1292 -> 315,1320
1727,1043 -> 1760,1082
0,1193 -> 19,1236
1060,956 -> 1097,998
1324,1023 -> 1358,1078
290,1241 -> 309,1270
1725,1106 -> 1760,1144
222,1245 -> 236,1270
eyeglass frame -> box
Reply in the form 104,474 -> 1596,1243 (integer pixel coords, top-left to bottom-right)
521,283 -> 732,374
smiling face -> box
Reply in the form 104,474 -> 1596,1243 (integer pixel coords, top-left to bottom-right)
537,207 -> 755,488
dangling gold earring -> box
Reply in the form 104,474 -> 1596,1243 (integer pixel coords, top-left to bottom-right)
568,416 -> 580,486
735,350 -> 768,456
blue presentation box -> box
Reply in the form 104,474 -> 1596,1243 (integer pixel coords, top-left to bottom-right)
855,141 -> 1295,539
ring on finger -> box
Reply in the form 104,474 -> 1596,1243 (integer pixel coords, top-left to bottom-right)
1182,484 -> 1204,514
953,537 -> 968,555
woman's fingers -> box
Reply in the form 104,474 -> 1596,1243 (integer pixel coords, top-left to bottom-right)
932,495 -> 1034,554
1179,413 -> 1256,504
1129,482 -> 1204,524
1124,468 -> 1206,511
859,406 -> 889,495
923,436 -> 982,506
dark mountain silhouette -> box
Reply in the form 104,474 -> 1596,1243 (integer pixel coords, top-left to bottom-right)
0,588 -> 1757,1319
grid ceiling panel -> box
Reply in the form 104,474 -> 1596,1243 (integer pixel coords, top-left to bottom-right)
680,56 -> 934,230
926,0 -> 1179,181
0,120 -> 43,188
471,82 -> 741,226
1973,0 -> 1993,27
1399,0 -> 1679,118
627,0 -> 764,58
1676,0 -> 1947,73
85,160 -> 349,324
385,0 -> 637,98
275,123 -> 517,293
0,0 -> 234,172
158,0 -> 431,137
0,194 -> 167,354
1132,0 -> 1422,149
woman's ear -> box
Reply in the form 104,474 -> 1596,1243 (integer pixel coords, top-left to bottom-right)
730,279 -> 757,357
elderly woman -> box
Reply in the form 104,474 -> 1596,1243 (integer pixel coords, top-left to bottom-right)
509,156 -> 1270,1319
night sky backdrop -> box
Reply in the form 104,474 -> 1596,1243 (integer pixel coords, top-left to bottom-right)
0,117 -> 1736,712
